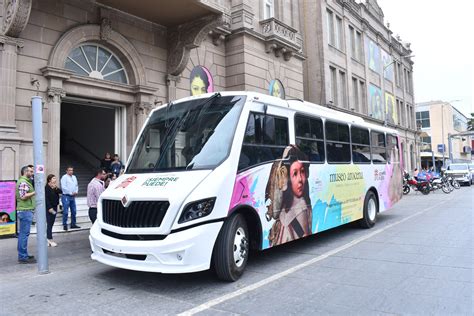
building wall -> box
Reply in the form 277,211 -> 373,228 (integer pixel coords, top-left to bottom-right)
0,0 -> 305,180
416,101 -> 471,164
300,0 -> 418,171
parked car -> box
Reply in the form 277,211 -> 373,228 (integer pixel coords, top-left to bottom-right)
445,163 -> 472,186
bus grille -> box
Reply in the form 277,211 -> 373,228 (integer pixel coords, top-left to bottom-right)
102,200 -> 169,228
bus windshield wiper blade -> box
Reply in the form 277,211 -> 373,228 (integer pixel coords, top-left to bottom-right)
155,93 -> 221,170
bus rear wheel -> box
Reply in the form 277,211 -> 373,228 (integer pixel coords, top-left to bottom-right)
213,213 -> 249,282
360,191 -> 378,228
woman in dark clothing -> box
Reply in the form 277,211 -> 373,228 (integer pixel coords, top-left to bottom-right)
45,174 -> 62,247
100,152 -> 112,174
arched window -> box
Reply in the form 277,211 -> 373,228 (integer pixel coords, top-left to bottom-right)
65,44 -> 128,84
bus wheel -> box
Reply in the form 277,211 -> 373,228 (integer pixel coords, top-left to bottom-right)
360,191 -> 378,228
213,213 -> 249,282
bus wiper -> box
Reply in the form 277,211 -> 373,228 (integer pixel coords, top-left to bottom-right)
155,93 -> 221,170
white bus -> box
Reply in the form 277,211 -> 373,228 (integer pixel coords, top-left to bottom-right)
89,92 -> 403,281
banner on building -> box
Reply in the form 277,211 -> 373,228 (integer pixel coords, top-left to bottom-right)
382,49 -> 393,81
0,181 -> 16,237
369,84 -> 383,120
385,92 -> 397,124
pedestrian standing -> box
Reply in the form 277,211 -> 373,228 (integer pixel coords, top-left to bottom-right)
110,154 -> 123,177
16,165 -> 36,264
60,166 -> 80,231
45,174 -> 62,247
100,153 -> 112,174
87,169 -> 106,224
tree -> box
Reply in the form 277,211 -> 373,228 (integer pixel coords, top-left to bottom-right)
468,112 -> 474,131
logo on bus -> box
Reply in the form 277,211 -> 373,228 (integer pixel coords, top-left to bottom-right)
374,169 -> 385,181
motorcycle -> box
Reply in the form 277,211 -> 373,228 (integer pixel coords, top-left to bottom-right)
447,176 -> 460,189
404,172 -> 431,195
430,174 -> 452,194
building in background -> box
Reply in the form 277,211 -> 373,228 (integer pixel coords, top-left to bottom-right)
415,101 -> 472,170
300,0 -> 417,171
0,0 -> 305,182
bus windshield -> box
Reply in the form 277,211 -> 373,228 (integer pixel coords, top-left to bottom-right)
127,94 -> 246,173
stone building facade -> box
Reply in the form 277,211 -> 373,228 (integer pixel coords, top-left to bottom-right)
0,0 -> 305,180
300,0 -> 418,171
0,0 -> 417,181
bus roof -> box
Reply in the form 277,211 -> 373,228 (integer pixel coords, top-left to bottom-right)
152,91 -> 399,135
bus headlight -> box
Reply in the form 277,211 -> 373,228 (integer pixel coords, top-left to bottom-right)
178,198 -> 216,224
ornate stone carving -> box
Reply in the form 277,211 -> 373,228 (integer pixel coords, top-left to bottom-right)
134,102 -> 153,116
259,18 -> 301,61
1,0 -> 32,38
167,14 -> 225,76
47,88 -> 66,104
100,18 -> 112,41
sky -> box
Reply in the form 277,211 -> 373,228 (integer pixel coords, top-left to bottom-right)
377,0 -> 473,117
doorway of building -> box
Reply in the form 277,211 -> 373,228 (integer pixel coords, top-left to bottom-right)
60,102 -> 115,195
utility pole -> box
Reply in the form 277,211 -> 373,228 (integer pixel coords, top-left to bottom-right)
32,95 -> 49,274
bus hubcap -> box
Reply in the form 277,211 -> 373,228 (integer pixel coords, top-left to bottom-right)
368,198 -> 376,221
233,227 -> 248,267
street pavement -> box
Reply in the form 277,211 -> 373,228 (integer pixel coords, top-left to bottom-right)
1,186 -> 472,315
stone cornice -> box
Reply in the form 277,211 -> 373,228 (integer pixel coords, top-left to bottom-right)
0,34 -> 24,49
40,66 -> 74,80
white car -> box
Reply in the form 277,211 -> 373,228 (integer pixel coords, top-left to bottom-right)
445,163 -> 472,186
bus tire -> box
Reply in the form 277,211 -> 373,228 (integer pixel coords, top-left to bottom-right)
213,213 -> 249,282
360,191 -> 378,229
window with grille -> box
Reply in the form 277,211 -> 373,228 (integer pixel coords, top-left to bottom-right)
65,44 -> 128,84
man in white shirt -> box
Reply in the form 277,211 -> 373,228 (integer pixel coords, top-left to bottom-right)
60,166 -> 80,231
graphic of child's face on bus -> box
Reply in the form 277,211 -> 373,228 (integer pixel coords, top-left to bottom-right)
290,160 -> 306,198
265,145 -> 312,246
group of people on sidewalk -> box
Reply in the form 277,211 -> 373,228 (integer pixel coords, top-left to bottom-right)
15,154 -> 123,264
16,165 -> 82,264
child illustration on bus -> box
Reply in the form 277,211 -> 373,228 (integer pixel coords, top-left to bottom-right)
265,145 -> 312,246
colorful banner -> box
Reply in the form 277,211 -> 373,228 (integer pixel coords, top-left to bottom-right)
369,84 -> 383,120
229,145 -> 402,249
366,38 -> 380,72
382,49 -> 393,81
269,79 -> 285,99
0,181 -> 16,236
385,92 -> 397,124
189,65 -> 214,96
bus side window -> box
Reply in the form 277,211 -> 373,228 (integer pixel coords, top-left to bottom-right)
325,121 -> 351,163
239,112 -> 289,170
351,126 -> 371,163
371,131 -> 387,163
295,115 -> 325,162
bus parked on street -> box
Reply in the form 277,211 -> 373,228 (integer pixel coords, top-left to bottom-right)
89,92 -> 403,281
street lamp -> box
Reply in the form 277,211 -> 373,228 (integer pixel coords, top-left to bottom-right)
441,99 -> 461,168
383,54 -> 415,72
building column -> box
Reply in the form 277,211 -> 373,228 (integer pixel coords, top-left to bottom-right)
134,102 -> 153,134
166,74 -> 180,102
46,87 -> 66,178
0,36 -> 23,180
0,36 -> 22,133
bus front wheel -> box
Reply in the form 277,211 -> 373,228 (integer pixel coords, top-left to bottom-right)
213,213 -> 249,282
360,191 -> 378,228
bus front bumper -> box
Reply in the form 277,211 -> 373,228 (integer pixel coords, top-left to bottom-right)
89,221 -> 223,274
